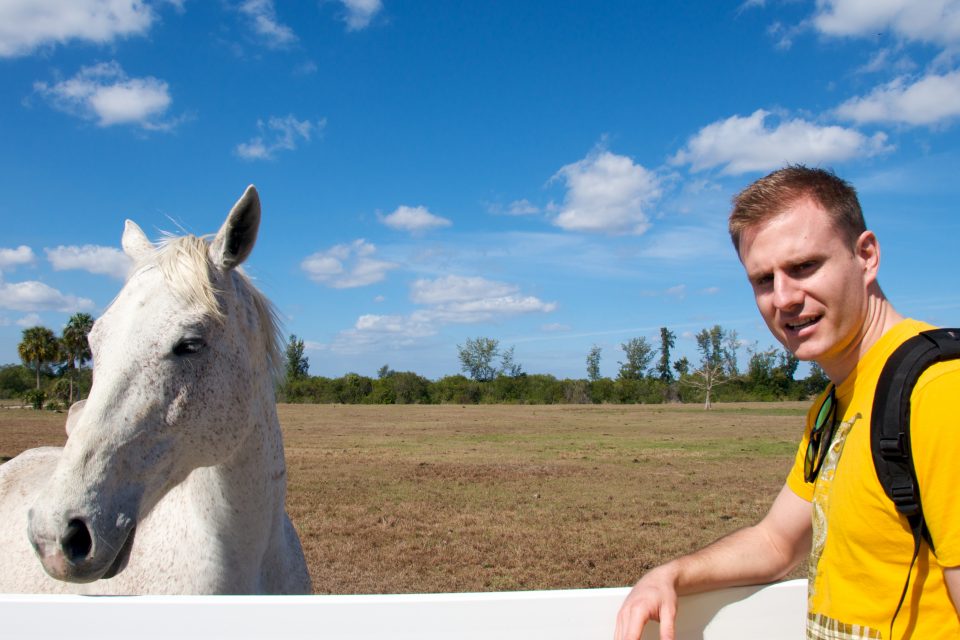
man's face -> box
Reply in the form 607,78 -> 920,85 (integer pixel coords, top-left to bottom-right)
738,198 -> 875,371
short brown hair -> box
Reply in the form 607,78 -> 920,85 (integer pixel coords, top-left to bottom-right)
729,165 -> 866,254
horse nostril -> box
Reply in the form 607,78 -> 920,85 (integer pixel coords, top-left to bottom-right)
61,518 -> 93,562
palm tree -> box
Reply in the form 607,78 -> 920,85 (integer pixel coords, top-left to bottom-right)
61,312 -> 95,404
18,326 -> 59,391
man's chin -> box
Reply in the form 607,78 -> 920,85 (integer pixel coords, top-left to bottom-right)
789,343 -> 824,362
779,335 -> 819,361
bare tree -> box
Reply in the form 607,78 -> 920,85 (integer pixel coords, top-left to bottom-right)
683,325 -> 738,409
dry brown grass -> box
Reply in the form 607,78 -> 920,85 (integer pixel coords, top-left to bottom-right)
0,402 -> 807,594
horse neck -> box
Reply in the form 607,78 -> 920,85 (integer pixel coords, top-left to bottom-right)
184,381 -> 287,520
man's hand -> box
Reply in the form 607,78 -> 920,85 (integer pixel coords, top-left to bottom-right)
614,565 -> 680,640
614,485 -> 812,640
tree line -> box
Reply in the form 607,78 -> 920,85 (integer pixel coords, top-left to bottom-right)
2,319 -> 829,409
279,326 -> 829,407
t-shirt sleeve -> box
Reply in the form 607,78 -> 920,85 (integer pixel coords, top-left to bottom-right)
911,360 -> 960,567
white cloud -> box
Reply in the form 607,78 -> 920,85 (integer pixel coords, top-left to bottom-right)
238,0 -> 297,48
16,313 -> 42,328
507,199 -> 541,216
0,280 -> 95,313
672,109 -> 891,175
665,284 -> 687,299
235,115 -> 325,161
411,275 -> 517,305
332,275 -> 556,353
381,205 -> 452,233
0,0 -> 155,58
301,239 -> 397,288
45,245 -> 132,279
426,295 -> 558,324
766,20 -> 804,50
856,48 -> 917,76
420,278 -> 556,321
0,246 -> 35,271
812,0 -> 960,48
355,312 -> 435,338
340,0 -> 382,31
34,61 -> 175,130
551,149 -> 661,235
487,199 -> 542,216
836,70 -> 960,126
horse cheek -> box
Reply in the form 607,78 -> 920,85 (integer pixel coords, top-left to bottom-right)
187,345 -> 253,464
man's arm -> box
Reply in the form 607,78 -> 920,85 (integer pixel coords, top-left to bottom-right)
944,567 -> 960,617
614,483 -> 812,640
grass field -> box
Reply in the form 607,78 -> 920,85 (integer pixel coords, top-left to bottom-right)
0,402 -> 808,594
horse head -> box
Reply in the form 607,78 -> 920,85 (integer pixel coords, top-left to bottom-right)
27,186 -> 282,583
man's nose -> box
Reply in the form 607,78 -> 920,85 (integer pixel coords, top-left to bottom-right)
772,275 -> 803,310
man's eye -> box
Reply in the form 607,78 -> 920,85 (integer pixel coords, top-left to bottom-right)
172,338 -> 206,357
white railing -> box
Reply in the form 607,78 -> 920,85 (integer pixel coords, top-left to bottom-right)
1,579 -> 805,640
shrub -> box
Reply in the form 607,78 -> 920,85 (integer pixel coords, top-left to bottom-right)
22,389 -> 45,410
389,372 -> 432,404
561,379 -> 591,404
336,373 -> 374,404
431,375 -> 482,404
0,365 -> 33,399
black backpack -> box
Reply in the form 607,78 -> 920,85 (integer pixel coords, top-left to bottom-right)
870,327 -> 960,634
872,327 -> 960,555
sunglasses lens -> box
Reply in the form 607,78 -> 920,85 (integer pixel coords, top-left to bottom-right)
805,388 -> 835,482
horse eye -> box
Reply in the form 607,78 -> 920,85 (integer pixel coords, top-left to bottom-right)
172,338 -> 206,357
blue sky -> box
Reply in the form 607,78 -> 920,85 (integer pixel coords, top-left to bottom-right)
1,0 -> 959,380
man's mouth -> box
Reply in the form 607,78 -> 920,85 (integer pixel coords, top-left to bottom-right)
786,316 -> 821,332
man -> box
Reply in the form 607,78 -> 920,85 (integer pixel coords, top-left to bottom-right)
615,166 -> 960,640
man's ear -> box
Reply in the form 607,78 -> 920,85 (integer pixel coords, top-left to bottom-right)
210,185 -> 260,271
856,230 -> 880,284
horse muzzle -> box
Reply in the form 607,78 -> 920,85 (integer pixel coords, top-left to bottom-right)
27,510 -> 136,583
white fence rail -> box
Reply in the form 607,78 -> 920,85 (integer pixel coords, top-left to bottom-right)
1,579 -> 806,640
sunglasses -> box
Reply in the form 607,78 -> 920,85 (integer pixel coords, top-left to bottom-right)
804,385 -> 837,483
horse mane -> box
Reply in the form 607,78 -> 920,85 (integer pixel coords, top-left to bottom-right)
134,233 -> 284,380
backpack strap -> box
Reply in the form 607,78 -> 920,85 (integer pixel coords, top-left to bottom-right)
871,327 -> 960,554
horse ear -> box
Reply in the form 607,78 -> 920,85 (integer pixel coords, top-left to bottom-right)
65,399 -> 86,437
122,220 -> 153,262
211,185 -> 261,271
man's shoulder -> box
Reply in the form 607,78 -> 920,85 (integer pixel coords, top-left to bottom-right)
915,358 -> 960,393
899,324 -> 960,391
904,329 -> 960,421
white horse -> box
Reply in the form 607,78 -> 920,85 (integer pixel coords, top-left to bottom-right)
0,186 -> 311,595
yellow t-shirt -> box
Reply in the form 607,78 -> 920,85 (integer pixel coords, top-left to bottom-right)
786,319 -> 960,639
